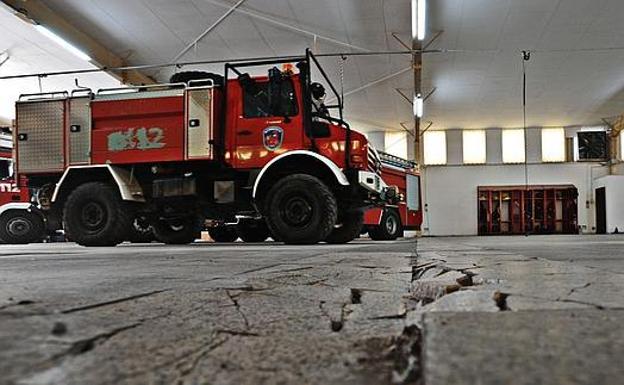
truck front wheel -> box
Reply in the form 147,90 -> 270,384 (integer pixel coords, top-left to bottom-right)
325,210 -> 364,244
63,182 -> 132,246
264,174 -> 337,245
0,210 -> 44,244
153,216 -> 202,245
369,209 -> 402,240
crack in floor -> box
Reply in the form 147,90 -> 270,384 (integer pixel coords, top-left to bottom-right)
225,290 -> 250,330
61,289 -> 169,314
568,282 -> 592,296
31,321 -> 143,377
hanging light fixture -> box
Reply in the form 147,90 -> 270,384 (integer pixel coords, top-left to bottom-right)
414,93 -> 423,118
411,0 -> 427,41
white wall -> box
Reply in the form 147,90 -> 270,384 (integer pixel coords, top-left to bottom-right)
594,175 -> 624,233
423,163 -> 609,235
420,126 -> 619,235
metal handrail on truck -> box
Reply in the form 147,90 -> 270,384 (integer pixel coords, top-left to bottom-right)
378,151 -> 417,170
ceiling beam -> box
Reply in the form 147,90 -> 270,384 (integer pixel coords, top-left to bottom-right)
202,0 -> 370,52
1,0 -> 154,85
326,67 -> 411,104
172,0 -> 246,63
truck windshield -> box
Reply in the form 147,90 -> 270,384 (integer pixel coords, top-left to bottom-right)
243,78 -> 298,118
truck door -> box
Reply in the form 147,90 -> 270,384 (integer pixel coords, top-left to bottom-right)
232,72 -> 303,169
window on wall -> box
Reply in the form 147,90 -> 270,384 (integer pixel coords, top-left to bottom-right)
462,130 -> 486,164
577,131 -> 608,161
541,128 -> 565,162
385,131 -> 408,159
502,129 -> 525,163
423,131 -> 447,165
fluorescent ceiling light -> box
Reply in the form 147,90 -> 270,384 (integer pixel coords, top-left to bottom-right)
411,0 -> 426,41
414,93 -> 423,118
35,25 -> 91,62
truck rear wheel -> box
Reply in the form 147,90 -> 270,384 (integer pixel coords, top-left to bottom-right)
325,210 -> 364,244
369,209 -> 402,240
237,219 -> 269,243
153,216 -> 202,245
208,226 -> 238,243
264,174 -> 337,245
0,210 -> 44,244
63,182 -> 132,246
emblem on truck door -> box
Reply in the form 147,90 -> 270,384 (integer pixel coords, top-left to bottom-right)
263,126 -> 283,151
108,127 -> 166,152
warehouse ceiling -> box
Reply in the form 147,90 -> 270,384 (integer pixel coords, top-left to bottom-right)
3,0 -> 624,133
33,0 -> 414,133
425,0 -> 624,129
0,5 -> 121,120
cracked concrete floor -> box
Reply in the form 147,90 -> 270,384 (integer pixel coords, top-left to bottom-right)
0,235 -> 623,385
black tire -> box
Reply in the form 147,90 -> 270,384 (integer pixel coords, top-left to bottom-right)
369,209 -> 403,241
128,214 -> 155,243
0,210 -> 44,244
264,174 -> 337,245
169,71 -> 224,87
208,226 -> 239,243
325,210 -> 364,244
237,219 -> 270,242
153,216 -> 202,245
63,182 -> 133,246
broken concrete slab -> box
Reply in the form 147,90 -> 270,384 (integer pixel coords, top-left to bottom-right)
423,309 -> 624,385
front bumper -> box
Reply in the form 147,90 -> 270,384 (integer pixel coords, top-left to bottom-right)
358,170 -> 386,194
356,170 -> 398,204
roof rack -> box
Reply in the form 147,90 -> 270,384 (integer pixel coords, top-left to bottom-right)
378,151 -> 417,169
18,91 -> 69,102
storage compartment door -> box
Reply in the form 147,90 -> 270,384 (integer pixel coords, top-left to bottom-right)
68,97 -> 91,165
16,100 -> 66,173
406,174 -> 421,211
186,88 -> 213,159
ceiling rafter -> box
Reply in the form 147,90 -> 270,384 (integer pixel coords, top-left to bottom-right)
172,0 -> 246,63
202,0 -> 370,52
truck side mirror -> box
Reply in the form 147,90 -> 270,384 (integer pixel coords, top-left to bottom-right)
310,121 -> 330,138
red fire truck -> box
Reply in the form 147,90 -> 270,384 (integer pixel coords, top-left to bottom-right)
14,51 -> 397,246
363,151 -> 422,240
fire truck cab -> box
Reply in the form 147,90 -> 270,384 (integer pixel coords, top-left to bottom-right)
15,51 -> 395,246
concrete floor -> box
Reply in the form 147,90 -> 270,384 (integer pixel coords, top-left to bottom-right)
444,234 -> 624,274
0,235 -> 622,385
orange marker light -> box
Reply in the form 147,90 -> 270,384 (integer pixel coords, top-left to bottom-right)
282,63 -> 295,74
